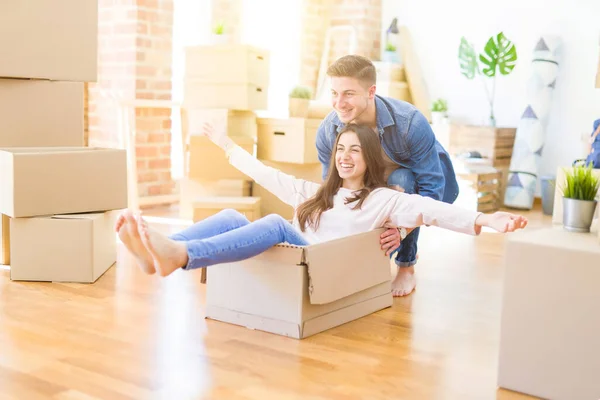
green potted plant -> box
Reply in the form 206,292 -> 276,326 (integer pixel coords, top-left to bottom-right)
289,85 -> 313,118
431,98 -> 448,125
210,20 -> 230,45
560,163 -> 600,232
458,32 -> 518,127
382,42 -> 399,63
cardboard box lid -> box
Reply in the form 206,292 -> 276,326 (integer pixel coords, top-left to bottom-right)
301,229 -> 390,305
257,117 -> 322,129
508,226 -> 600,254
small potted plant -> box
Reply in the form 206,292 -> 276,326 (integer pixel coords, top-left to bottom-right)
382,42 -> 399,63
431,98 -> 448,125
210,20 -> 230,45
560,163 -> 600,232
289,85 -> 312,118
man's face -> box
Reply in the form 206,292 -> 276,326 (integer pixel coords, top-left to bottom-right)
330,77 -> 375,124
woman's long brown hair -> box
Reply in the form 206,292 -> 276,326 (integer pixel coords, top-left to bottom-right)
296,124 -> 387,232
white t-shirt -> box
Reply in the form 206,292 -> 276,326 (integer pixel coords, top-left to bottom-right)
227,145 -> 481,244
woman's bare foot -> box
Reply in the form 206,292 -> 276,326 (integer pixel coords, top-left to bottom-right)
137,213 -> 189,277
116,209 -> 156,274
391,265 -> 416,297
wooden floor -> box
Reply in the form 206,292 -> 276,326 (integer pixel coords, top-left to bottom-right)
0,204 -> 550,400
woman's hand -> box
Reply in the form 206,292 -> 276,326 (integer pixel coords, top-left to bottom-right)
201,122 -> 234,151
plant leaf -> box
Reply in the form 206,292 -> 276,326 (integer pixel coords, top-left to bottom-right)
479,32 -> 518,77
458,37 -> 478,79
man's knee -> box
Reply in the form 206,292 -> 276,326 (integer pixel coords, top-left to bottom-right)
387,168 -> 417,194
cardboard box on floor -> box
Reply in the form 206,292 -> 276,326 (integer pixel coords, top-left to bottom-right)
206,229 -> 393,339
0,0 -> 97,81
0,147 -> 128,218
179,178 -> 252,219
498,226 -> 600,400
192,197 -> 261,223
10,211 -> 119,283
0,214 -> 9,265
0,79 -> 84,147
257,117 -> 321,164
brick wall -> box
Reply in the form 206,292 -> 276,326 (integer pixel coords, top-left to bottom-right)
87,0 -> 175,203
299,0 -> 382,95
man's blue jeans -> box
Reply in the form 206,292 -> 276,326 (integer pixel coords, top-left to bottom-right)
169,209 -> 308,270
387,160 -> 459,267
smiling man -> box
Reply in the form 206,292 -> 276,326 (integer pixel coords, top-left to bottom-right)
315,54 -> 459,297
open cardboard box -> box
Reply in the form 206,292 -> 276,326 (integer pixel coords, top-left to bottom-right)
205,229 -> 393,339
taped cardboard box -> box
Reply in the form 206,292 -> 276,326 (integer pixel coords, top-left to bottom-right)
184,44 -> 270,87
0,79 -> 84,147
182,109 -> 257,140
179,178 -> 252,219
206,229 -> 393,339
0,0 -> 98,81
257,117 -> 321,164
498,227 -> 600,400
10,211 -> 119,283
187,135 -> 256,181
0,147 -> 128,218
193,197 -> 261,223
182,81 -> 268,111
0,214 -> 9,265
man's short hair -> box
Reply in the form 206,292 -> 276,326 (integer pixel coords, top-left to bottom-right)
326,55 -> 376,87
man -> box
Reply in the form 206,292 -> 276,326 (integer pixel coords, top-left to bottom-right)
315,54 -> 459,297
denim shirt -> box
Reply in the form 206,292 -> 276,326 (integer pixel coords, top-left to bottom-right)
315,95 -> 451,201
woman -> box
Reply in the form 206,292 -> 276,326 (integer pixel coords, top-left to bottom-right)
116,123 -> 527,282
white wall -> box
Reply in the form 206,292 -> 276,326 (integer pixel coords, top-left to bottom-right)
383,0 -> 600,187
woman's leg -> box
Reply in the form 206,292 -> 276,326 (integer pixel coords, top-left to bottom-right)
137,213 -> 308,276
169,208 -> 250,241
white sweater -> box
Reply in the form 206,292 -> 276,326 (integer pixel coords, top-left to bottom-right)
227,145 -> 482,244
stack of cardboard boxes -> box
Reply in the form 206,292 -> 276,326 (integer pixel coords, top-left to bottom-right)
180,44 -> 269,221
0,0 -> 128,283
372,61 -> 411,103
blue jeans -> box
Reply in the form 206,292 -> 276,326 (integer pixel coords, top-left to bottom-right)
388,160 -> 459,267
169,209 -> 309,270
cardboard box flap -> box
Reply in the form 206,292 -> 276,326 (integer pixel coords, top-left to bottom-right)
252,243 -> 306,265
51,213 -> 107,221
304,229 -> 390,305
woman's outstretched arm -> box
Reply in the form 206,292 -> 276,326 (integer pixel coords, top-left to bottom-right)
201,123 -> 320,207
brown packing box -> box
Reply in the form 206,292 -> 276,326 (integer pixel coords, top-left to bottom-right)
184,44 -> 270,87
372,61 -> 406,82
10,211 -> 119,283
193,197 -> 261,222
188,135 -> 256,181
0,79 -> 84,147
182,109 -> 257,139
182,82 -> 268,111
206,229 -> 393,339
257,117 -> 321,164
0,214 -> 9,265
376,81 -> 411,102
252,161 -> 323,219
179,178 -> 252,219
0,147 -> 128,218
498,227 -> 600,400
0,0 -> 98,81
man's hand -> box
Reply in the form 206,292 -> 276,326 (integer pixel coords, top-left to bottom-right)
380,218 -> 401,256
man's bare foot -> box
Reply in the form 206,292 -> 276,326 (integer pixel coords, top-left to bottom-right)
137,213 -> 189,277
117,210 -> 156,274
391,265 -> 416,297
